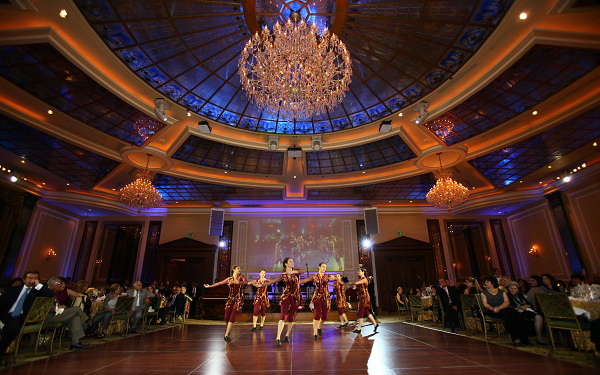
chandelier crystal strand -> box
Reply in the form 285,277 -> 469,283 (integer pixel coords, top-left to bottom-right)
426,154 -> 469,210
118,154 -> 163,212
239,19 -> 352,120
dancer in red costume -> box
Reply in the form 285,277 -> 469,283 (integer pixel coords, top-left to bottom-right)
351,268 -> 379,334
333,273 -> 350,328
204,265 -> 247,341
249,269 -> 270,331
301,262 -> 335,340
267,257 -> 304,346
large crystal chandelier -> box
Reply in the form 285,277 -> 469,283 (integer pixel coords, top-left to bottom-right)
426,153 -> 469,210
238,17 -> 352,119
119,154 -> 162,212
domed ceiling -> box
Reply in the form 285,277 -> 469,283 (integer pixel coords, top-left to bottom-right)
74,0 -> 514,134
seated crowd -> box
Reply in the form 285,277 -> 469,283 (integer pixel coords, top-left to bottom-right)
396,273 -> 600,348
0,270 -> 197,362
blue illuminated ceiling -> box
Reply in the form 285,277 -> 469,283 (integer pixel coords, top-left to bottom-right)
74,0 -> 513,134
154,174 -> 283,201
0,113 -> 120,190
0,44 -> 166,147
172,135 -> 284,175
306,135 -> 416,175
468,106 -> 600,188
307,173 -> 436,201
424,45 -> 600,145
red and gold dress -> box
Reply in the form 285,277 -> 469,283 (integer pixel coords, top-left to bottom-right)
270,269 -> 305,322
357,277 -> 373,319
208,275 -> 248,323
251,279 -> 270,317
303,273 -> 331,321
334,280 -> 347,315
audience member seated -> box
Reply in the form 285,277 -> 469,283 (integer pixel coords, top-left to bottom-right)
464,277 -> 482,294
498,276 -> 512,290
0,270 -> 54,363
481,276 -> 530,346
158,286 -> 186,324
45,277 -> 89,349
541,273 -> 562,292
71,280 -> 92,315
53,278 -> 85,308
396,287 -> 408,308
525,275 -> 552,307
507,281 -> 546,345
126,281 -> 154,333
87,284 -> 123,338
569,273 -> 586,296
435,278 -> 461,332
516,278 -> 530,294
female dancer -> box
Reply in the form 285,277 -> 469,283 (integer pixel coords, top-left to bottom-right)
267,257 -> 304,346
334,273 -> 350,328
301,262 -> 335,340
204,265 -> 247,341
351,268 -> 379,334
249,269 -> 270,331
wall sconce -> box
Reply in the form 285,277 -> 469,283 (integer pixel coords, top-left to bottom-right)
46,248 -> 57,260
529,245 -> 540,257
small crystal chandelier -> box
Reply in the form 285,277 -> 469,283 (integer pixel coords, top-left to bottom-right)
238,15 -> 352,120
118,154 -> 162,212
426,153 -> 469,210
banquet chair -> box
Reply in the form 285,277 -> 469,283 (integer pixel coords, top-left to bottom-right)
396,298 -> 409,320
107,297 -> 134,336
536,293 -> 592,361
474,294 -> 504,342
408,295 -> 424,322
10,297 -> 54,362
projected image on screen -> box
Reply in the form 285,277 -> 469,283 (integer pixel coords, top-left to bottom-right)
248,218 -> 346,272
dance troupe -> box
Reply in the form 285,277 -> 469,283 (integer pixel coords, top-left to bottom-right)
204,257 -> 379,345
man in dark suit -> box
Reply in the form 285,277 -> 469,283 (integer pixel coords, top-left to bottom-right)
435,278 -> 461,333
0,270 -> 54,357
158,286 -> 186,324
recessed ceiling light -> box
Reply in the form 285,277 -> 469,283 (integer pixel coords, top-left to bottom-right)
362,171 -> 366,174
409,200 -> 413,203
22,177 -> 27,181
398,113 -> 403,117
187,110 -> 191,117
519,12 -> 528,20
20,160 -> 25,164
9,175 -> 18,183
593,142 -> 597,147
577,166 -> 581,170
59,9 -> 68,18
224,171 -> 228,174
532,110 -> 538,115
539,181 -> 542,184
42,182 -> 46,185
66,183 -> 70,186
293,175 -> 297,179
519,180 -> 523,183
389,200 -> 391,203
47,109 -> 53,115
582,163 -> 587,168
112,188 -> 116,191
547,165 -> 551,168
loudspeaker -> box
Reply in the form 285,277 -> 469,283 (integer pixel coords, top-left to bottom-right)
364,207 -> 379,235
208,208 -> 225,236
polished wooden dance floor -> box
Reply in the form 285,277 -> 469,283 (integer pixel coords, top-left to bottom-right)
3,322 -> 597,374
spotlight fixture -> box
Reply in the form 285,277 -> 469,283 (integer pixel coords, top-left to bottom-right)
412,101 -> 430,125
153,98 -> 170,122
218,240 -> 227,248
379,120 -> 392,133
562,173 -> 572,183
268,135 -> 279,151
287,145 -> 303,160
59,9 -> 68,18
311,136 -> 322,150
197,120 -> 212,133
9,175 -> 18,183
519,12 -> 528,20
361,238 -> 372,248
47,109 -> 53,115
